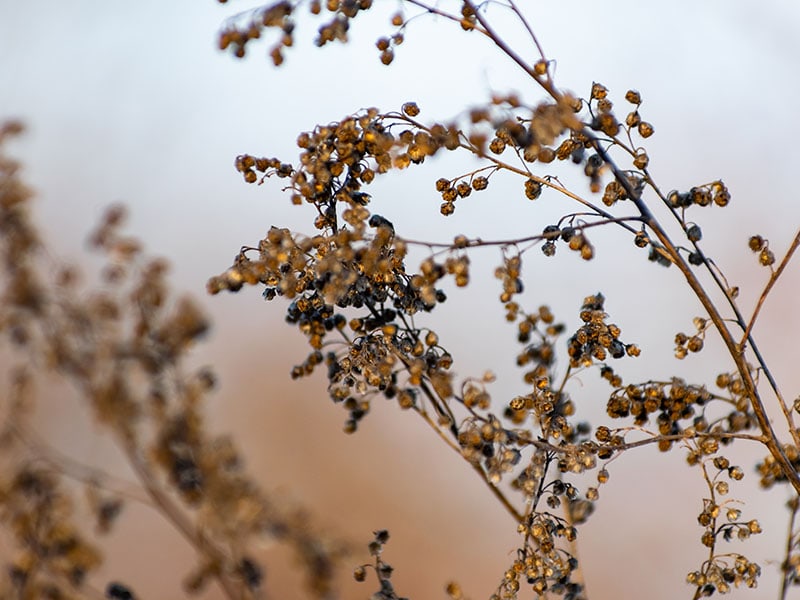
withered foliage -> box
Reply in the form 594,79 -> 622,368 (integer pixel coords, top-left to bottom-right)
209,2 -> 800,599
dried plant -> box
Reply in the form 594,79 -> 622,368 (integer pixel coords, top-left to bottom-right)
210,1 -> 800,599
2,1 -> 800,599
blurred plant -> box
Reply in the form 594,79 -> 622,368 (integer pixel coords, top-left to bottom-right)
208,1 -> 800,599
0,122 -> 347,599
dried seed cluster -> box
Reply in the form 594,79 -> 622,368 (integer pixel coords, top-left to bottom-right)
567,293 -> 639,368
606,378 -> 712,435
588,84 -> 654,173
352,530 -> 409,600
757,444 -> 800,489
497,510 -> 584,599
457,415 -> 523,484
509,303 -> 562,384
666,181 -> 730,210
211,108 -> 516,431
687,453 -> 761,595
747,234 -> 775,267
0,468 -> 102,598
218,0 -> 377,64
209,215 -> 465,431
539,224 -> 595,260
673,316 -> 709,359
687,556 -> 761,595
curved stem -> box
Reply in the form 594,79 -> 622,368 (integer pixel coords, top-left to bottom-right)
120,438 -> 242,600
780,497 -> 799,600
414,405 -> 523,522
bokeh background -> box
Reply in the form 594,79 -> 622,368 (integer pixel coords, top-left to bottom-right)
2,1 -> 800,598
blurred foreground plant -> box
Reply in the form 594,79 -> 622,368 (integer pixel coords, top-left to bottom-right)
0,122 -> 347,599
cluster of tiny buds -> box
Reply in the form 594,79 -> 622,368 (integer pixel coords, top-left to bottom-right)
684,450 -> 763,594
748,234 -> 775,267
218,2 -> 294,63
605,378 -> 712,442
457,415 -> 522,484
594,425 -> 627,458
567,293 -> 639,368
687,555 -> 760,595
495,254 -> 524,303
353,530 -> 409,600
621,89 -> 655,137
757,444 -> 800,489
667,181 -> 730,210
470,95 -> 583,166
540,223 -> 594,260
218,0 -> 376,64
509,304 -> 561,388
497,505 -> 584,598
714,370 -> 754,415
234,154 -> 291,184
435,173 -> 490,216
375,11 -> 405,65
588,84 -> 654,171
674,316 -> 709,359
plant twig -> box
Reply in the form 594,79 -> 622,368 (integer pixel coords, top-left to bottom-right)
780,497 -> 799,600
414,405 -> 524,522
120,438 -> 242,600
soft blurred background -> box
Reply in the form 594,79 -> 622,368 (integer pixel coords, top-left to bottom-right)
2,1 -> 800,598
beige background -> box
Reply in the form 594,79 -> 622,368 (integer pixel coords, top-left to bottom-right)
2,2 -> 800,598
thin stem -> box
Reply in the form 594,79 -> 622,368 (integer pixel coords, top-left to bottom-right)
404,0 -> 491,36
463,1 -> 548,90
120,438 -> 241,600
507,0 -> 547,62
397,215 -> 642,249
414,405 -> 523,522
780,497 -> 799,600
607,431 -> 765,453
11,423 -> 151,505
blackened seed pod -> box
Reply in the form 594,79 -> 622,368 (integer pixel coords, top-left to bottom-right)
106,583 -> 136,600
686,224 -> 702,242
688,252 -> 704,266
542,225 -> 561,240
584,154 -> 603,177
634,231 -> 649,248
